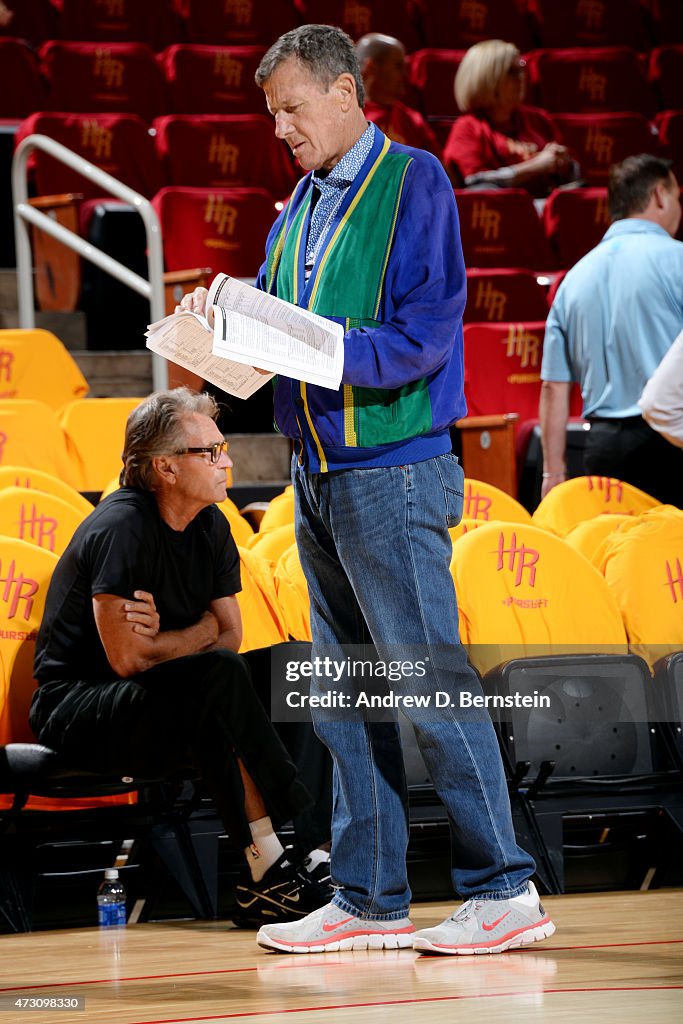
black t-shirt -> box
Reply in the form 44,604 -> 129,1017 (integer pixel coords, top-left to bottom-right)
34,488 -> 241,683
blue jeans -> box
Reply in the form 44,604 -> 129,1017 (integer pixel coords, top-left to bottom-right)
293,453 -> 535,919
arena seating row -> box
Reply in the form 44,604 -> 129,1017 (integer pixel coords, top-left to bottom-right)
2,37 -> 683,123
11,109 -> 678,287
1,0 -> 681,52
413,45 -> 683,121
13,103 -> 683,204
0,320 -> 668,527
0,457 -> 679,660
0,318 -> 643,517
0,323 -> 561,499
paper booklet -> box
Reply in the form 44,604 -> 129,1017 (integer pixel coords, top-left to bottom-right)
145,307 -> 274,401
209,273 -> 344,390
146,273 -> 344,398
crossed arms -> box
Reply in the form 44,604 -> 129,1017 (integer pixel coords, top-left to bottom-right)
93,591 -> 243,678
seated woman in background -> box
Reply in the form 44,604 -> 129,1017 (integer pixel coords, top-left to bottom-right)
444,39 -> 578,197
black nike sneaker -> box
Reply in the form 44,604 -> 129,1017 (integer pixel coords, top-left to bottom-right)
232,852 -> 333,928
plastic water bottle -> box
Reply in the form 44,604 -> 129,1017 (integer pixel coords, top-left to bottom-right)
97,868 -> 127,927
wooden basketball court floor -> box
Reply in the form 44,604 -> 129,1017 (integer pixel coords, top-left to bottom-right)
1,890 -> 681,1024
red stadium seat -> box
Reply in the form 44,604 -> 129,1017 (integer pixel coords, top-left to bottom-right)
463,321 -> 547,424
643,0 -> 683,45
462,321 -> 583,478
656,110 -> 683,182
454,189 -> 555,270
552,112 -> 657,186
464,269 -> 549,324
528,0 -> 645,49
152,186 -> 278,277
412,0 -> 532,50
648,47 -> 683,110
526,48 -> 654,117
295,1 -> 416,46
543,187 -> 610,269
162,44 -> 268,115
40,41 -> 168,123
408,49 -> 466,120
0,39 -> 47,120
184,0 -> 299,46
0,0 -> 57,46
57,0 -> 181,50
152,114 -> 298,200
15,112 -> 164,203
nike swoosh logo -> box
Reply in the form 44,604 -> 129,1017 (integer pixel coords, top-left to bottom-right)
322,916 -> 356,932
253,887 -> 299,903
482,910 -> 511,931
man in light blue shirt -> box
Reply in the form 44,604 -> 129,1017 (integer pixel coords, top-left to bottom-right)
540,153 -> 683,506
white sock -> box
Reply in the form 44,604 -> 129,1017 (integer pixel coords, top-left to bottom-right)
244,817 -> 285,882
510,883 -> 538,908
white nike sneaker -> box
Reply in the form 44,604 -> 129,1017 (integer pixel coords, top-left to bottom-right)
257,902 -> 416,953
412,881 -> 556,955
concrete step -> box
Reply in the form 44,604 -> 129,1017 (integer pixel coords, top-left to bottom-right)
228,433 -> 290,486
72,350 -> 153,397
0,310 -> 88,347
0,269 -> 88,347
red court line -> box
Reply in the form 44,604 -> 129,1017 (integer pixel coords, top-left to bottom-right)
448,938 -> 683,954
0,968 -> 258,992
122,986 -> 683,1024
1,938 -> 681,993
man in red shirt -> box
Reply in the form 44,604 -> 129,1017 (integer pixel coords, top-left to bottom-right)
355,32 -> 442,160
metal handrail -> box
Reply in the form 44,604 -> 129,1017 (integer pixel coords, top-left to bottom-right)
12,133 -> 168,390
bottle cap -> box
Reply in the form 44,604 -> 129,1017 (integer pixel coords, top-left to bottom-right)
104,869 -> 119,880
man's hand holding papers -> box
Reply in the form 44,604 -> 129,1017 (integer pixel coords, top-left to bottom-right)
146,304 -> 274,400
209,274 -> 344,390
147,273 -> 344,396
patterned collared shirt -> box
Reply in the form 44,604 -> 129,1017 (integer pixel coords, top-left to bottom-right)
305,123 -> 375,268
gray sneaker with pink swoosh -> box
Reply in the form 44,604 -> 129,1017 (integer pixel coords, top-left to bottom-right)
257,902 -> 416,953
412,881 -> 555,955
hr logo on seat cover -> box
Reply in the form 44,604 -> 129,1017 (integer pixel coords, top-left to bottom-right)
496,531 -> 539,587
0,559 -> 39,621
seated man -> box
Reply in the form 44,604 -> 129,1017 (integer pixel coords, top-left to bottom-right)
29,387 -> 329,924
355,32 -> 442,159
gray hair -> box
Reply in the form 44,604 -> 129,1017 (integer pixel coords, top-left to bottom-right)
255,24 -> 365,107
121,388 -> 218,491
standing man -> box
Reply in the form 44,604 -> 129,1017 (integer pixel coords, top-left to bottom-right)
540,154 -> 683,505
181,24 -> 554,955
640,328 -> 683,448
29,388 -> 329,925
355,32 -> 442,158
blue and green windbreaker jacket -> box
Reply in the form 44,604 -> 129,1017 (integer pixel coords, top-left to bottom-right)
256,123 -> 467,472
